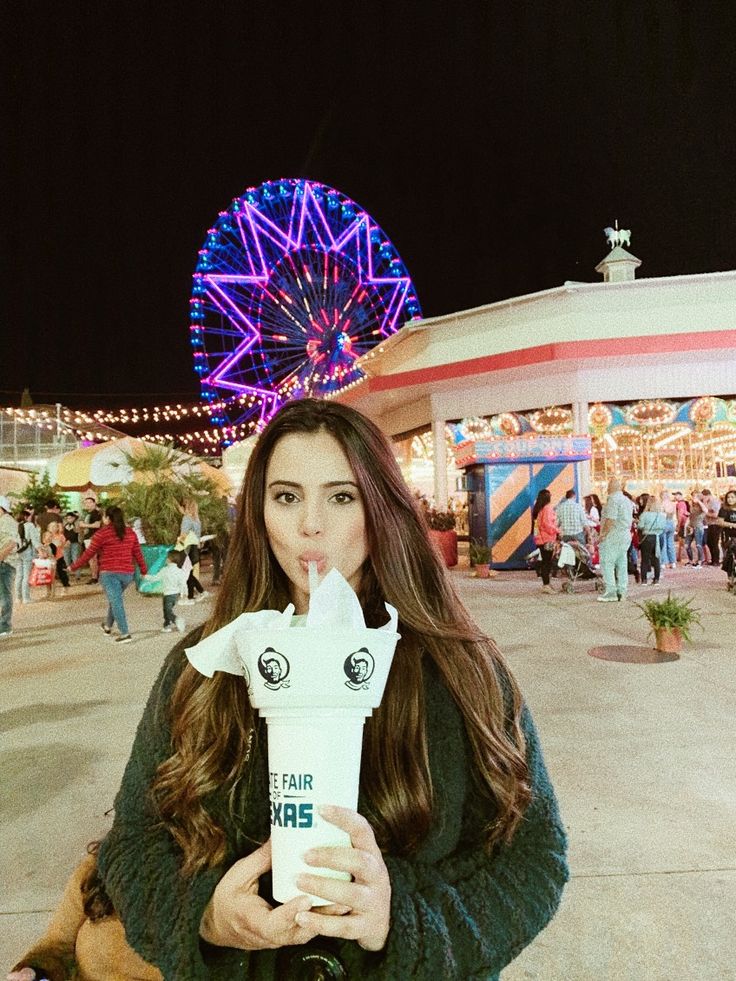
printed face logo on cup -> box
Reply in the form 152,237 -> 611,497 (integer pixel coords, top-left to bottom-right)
343,647 -> 375,690
257,648 -> 291,690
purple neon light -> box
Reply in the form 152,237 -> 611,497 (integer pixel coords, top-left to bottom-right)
192,178 -> 422,431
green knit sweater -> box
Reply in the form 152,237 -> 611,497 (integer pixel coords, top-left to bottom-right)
98,636 -> 568,980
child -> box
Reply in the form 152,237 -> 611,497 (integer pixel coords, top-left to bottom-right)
143,549 -> 188,633
37,533 -> 58,600
47,521 -> 70,591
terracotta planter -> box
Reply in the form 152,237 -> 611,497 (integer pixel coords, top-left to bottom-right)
475,563 -> 491,579
429,529 -> 458,568
654,627 -> 682,654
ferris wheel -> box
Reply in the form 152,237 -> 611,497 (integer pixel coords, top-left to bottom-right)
190,178 -> 422,432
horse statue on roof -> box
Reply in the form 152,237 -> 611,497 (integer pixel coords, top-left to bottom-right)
603,225 -> 631,249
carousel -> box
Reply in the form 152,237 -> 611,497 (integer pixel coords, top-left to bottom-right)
398,395 -> 736,506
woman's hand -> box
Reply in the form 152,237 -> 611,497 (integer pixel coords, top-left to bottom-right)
199,840 -> 317,950
294,805 -> 391,952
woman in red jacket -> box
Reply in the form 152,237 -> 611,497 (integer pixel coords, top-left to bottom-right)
532,489 -> 560,594
70,506 -> 147,644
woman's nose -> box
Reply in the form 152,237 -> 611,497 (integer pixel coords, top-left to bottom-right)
300,502 -> 324,535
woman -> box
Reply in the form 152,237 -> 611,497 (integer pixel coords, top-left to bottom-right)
659,491 -> 677,570
684,496 -> 706,568
48,521 -> 70,591
12,400 -> 568,980
673,493 -> 690,563
583,493 -> 602,565
177,498 -> 208,605
532,488 -> 559,594
716,489 -> 736,587
15,509 -> 38,604
637,496 -> 667,585
69,506 -> 147,644
584,493 -> 602,528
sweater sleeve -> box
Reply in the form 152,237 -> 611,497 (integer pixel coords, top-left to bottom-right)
97,638 -> 226,981
131,534 -> 147,575
339,703 -> 569,980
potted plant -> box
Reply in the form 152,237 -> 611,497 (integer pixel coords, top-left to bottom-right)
418,498 -> 458,568
469,538 -> 493,578
634,592 -> 702,655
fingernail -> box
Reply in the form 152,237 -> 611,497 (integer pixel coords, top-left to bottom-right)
295,912 -> 308,926
318,804 -> 334,817
302,849 -> 315,863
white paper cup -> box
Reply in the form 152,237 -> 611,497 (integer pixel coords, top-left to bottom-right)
266,708 -> 363,903
235,626 -> 399,904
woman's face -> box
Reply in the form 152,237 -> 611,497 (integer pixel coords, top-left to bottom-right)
725,492 -> 736,507
263,429 -> 369,613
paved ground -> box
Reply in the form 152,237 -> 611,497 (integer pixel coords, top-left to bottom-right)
1,561 -> 734,979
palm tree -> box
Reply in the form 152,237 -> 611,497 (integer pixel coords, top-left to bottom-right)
114,444 -> 229,545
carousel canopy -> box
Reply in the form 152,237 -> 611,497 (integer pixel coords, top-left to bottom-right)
43,437 -> 232,495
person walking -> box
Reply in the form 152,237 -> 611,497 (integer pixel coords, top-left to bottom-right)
15,509 -> 38,604
700,488 -> 722,566
554,489 -> 588,545
0,496 -> 20,638
637,496 -> 667,585
684,496 -> 706,568
658,491 -> 677,570
48,521 -> 71,592
532,488 -> 559,593
177,499 -> 208,605
144,549 -> 188,633
69,506 -> 148,644
597,477 -> 635,602
716,489 -> 736,587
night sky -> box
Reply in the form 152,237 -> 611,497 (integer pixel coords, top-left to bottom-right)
4,1 -> 736,410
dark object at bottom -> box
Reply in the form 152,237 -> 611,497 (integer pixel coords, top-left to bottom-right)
588,645 -> 679,663
276,942 -> 347,980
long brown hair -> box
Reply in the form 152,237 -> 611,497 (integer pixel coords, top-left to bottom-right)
104,505 -> 127,541
153,399 -> 530,875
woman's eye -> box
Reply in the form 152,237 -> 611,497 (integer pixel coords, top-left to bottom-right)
275,491 -> 299,504
331,491 -> 356,505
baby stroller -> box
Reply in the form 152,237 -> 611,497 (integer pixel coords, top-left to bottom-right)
722,537 -> 736,592
556,540 -> 603,593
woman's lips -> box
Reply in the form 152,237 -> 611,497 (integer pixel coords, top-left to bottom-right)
298,554 -> 327,574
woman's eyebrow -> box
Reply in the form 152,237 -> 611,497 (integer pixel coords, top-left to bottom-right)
267,479 -> 359,489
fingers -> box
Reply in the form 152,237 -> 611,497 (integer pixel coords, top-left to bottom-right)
311,903 -> 352,916
318,805 -> 380,855
296,872 -> 369,909
226,840 -> 272,889
263,895 -> 317,947
294,906 -> 365,943
303,845 -> 382,883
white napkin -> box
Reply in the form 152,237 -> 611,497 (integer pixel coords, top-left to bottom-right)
185,606 -> 296,677
185,568 -> 398,678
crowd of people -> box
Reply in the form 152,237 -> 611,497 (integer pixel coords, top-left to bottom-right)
0,493 -> 228,644
531,481 -> 736,600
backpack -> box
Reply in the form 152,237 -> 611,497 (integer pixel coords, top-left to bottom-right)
17,522 -> 31,553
